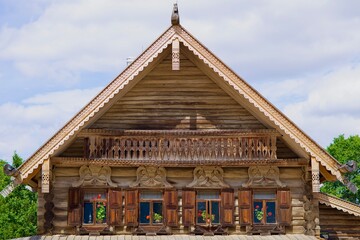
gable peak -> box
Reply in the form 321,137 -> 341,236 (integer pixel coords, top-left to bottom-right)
171,3 -> 180,25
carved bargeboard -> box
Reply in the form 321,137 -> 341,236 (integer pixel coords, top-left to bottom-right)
72,165 -> 117,187
187,166 -> 229,188
130,166 -> 173,188
242,166 -> 286,188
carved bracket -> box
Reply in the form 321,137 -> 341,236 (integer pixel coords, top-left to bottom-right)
130,166 -> 173,188
186,166 -> 229,188
72,165 -> 117,187
242,166 -> 286,188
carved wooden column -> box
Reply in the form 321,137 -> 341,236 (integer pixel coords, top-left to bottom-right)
310,157 -> 321,237
42,158 -> 51,193
172,38 -> 180,70
311,157 -> 320,192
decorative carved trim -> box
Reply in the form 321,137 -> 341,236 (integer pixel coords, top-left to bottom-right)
19,24 -> 345,188
72,165 -> 117,187
311,157 -> 320,192
242,166 -> 286,188
315,192 -> 360,217
129,166 -> 172,188
80,128 -> 279,137
52,157 -> 308,167
303,195 -> 316,236
18,26 -> 177,180
42,158 -> 51,193
172,38 -> 180,70
186,166 -> 229,188
85,134 -> 278,161
173,25 -> 344,183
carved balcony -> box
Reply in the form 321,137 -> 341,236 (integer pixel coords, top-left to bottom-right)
81,129 -> 278,163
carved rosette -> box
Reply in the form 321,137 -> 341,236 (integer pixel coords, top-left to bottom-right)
186,166 -> 229,188
242,166 -> 286,188
130,166 -> 173,188
72,165 -> 117,187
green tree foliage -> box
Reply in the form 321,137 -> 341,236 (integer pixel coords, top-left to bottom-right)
321,134 -> 360,204
0,154 -> 37,240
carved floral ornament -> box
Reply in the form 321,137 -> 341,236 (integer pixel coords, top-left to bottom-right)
130,166 -> 173,188
242,166 -> 286,188
186,166 -> 229,188
72,165 -> 117,187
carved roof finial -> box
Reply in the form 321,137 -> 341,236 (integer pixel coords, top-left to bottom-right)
171,3 -> 180,25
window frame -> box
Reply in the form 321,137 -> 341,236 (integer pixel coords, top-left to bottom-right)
252,190 -> 277,225
139,190 -> 164,226
82,189 -> 108,226
196,190 -> 221,226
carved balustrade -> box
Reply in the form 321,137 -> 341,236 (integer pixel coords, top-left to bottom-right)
83,130 -> 278,161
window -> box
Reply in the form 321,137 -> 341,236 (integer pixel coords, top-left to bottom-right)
253,192 -> 276,224
68,188 -> 122,227
196,191 -> 220,225
139,191 -> 163,225
83,191 -> 107,225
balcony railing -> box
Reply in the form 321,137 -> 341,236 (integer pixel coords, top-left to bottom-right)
82,129 -> 278,161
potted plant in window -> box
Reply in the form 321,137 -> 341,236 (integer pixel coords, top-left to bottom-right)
153,213 -> 163,223
199,210 -> 215,224
254,205 -> 264,221
96,202 -> 106,224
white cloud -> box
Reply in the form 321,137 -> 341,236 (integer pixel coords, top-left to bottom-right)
0,87 -> 101,161
283,64 -> 360,147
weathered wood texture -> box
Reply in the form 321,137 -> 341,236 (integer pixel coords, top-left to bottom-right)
319,203 -> 360,238
89,53 -> 266,130
48,166 -> 306,234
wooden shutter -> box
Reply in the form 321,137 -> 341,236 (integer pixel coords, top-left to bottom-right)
125,189 -> 138,226
108,188 -> 122,226
238,189 -> 252,226
221,188 -> 234,226
68,188 -> 81,226
182,189 -> 195,227
277,190 -> 291,225
164,190 -> 178,227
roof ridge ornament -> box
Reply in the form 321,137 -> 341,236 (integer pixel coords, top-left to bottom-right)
171,3 -> 180,25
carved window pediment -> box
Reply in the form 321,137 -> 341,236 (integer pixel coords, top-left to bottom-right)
72,165 -> 117,187
242,166 -> 286,188
186,166 -> 229,188
130,166 -> 173,188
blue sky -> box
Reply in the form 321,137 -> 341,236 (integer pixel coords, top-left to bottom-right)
0,0 -> 360,162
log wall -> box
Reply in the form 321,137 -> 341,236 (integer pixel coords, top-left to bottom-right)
48,166 -> 306,235
319,203 -> 360,239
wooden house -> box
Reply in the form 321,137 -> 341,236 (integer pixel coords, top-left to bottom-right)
3,4 -> 360,239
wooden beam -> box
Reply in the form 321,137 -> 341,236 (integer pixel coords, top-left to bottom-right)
51,157 -> 308,167
311,157 -> 320,192
41,158 -> 51,193
319,164 -> 337,182
172,38 -> 180,70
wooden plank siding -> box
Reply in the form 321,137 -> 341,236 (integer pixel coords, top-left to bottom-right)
49,166 -> 306,235
89,53 -> 266,130
319,204 -> 360,239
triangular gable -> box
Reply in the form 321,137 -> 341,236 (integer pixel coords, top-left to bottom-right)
18,24 -> 346,186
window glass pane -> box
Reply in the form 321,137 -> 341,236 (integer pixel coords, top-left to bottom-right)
197,201 -> 206,224
139,202 -> 151,224
153,202 -> 163,224
266,201 -> 276,223
254,192 -> 276,200
140,191 -> 162,200
84,192 -> 106,201
197,191 -> 220,199
211,201 -> 220,224
95,202 -> 107,224
253,201 -> 263,223
83,202 -> 93,224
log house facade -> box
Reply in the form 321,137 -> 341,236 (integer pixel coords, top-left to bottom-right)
5,5 -> 360,239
